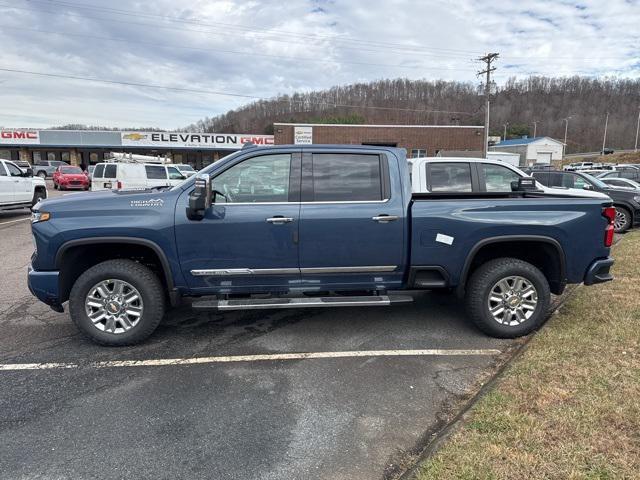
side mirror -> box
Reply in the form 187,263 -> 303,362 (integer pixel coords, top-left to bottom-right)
583,184 -> 593,190
186,173 -> 212,221
512,177 -> 537,192
25,168 -> 33,177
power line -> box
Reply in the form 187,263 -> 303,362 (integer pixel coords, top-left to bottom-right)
25,0 -> 485,56
0,24 -> 477,73
0,67 -> 477,116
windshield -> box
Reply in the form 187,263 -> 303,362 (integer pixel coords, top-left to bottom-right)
170,150 -> 244,191
581,173 -> 608,189
61,166 -> 83,174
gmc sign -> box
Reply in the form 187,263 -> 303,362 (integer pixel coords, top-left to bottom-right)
0,130 -> 40,144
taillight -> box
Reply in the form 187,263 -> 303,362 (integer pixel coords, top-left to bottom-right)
603,207 -> 615,247
117,181 -> 122,189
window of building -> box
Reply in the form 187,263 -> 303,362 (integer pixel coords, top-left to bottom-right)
32,151 -> 42,163
0,150 -> 10,160
90,153 -> 99,164
428,163 -> 472,192
410,149 -> 427,158
47,152 -> 57,161
310,154 -> 383,201
93,164 -> 105,178
61,152 -> 70,162
173,154 -> 183,163
212,154 -> 291,203
481,163 -> 521,192
103,164 -> 117,178
145,165 -> 167,179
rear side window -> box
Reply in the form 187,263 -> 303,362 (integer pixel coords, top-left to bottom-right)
145,165 -> 167,179
310,154 -> 383,201
103,164 -> 117,178
481,164 -> 521,192
428,163 -> 472,192
621,170 -> 639,180
93,164 -> 105,178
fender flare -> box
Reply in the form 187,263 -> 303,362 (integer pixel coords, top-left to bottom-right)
458,235 -> 566,290
55,236 -> 175,290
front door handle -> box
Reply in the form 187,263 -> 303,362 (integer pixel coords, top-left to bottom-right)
266,216 -> 294,224
372,215 -> 399,223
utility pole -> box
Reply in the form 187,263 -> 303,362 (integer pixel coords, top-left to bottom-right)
532,120 -> 539,138
562,116 -> 572,158
634,107 -> 640,153
477,52 -> 499,157
602,112 -> 609,153
503,123 -> 509,141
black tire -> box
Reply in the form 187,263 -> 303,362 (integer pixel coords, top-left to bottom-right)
465,258 -> 550,338
613,206 -> 631,233
31,188 -> 47,207
69,259 -> 166,346
37,171 -> 47,178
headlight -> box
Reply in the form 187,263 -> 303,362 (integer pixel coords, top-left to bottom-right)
31,211 -> 50,223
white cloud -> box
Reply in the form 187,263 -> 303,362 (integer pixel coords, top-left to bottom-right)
0,0 -> 638,129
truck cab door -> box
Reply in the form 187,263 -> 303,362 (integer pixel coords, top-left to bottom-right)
0,162 -> 15,204
298,150 -> 406,290
5,161 -> 31,202
175,151 -> 302,294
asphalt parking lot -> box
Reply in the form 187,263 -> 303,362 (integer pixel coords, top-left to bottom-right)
0,183 -> 522,479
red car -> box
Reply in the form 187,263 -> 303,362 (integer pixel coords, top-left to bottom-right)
52,165 -> 90,191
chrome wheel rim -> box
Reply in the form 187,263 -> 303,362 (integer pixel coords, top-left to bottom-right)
487,275 -> 538,326
614,209 -> 627,231
85,279 -> 143,334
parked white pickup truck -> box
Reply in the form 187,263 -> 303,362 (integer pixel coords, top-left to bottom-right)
0,159 -> 48,211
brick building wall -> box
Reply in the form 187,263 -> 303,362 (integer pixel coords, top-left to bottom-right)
273,124 -> 484,157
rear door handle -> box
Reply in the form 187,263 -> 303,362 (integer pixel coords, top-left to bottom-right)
266,216 -> 294,224
372,215 -> 399,223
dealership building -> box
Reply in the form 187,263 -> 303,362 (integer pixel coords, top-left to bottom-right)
0,129 -> 274,169
274,123 -> 484,157
1,123 -> 485,169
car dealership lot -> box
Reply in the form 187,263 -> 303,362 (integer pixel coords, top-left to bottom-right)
1,190 -> 525,480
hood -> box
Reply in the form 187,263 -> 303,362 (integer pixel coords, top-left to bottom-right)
59,173 -> 88,180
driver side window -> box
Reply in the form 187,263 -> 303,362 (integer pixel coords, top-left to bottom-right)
212,154 -> 291,203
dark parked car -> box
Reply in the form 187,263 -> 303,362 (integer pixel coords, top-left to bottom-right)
601,148 -> 615,155
531,170 -> 640,233
597,166 -> 640,183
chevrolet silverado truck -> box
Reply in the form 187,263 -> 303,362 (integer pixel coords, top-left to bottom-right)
28,145 -> 616,346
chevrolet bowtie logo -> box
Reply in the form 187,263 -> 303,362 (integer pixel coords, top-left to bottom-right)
123,133 -> 148,141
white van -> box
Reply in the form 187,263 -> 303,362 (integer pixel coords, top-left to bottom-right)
91,163 -> 187,191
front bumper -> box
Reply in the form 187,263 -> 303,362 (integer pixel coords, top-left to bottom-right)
583,257 -> 614,286
27,264 -> 62,307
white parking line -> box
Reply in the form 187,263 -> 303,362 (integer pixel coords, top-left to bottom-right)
0,217 -> 29,227
0,348 -> 502,371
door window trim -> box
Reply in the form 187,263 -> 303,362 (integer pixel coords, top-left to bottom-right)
208,152 -> 301,205
300,152 -> 391,204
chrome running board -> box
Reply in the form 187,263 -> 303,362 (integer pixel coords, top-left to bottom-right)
192,295 -> 413,311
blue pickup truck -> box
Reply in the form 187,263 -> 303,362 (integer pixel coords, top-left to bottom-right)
28,145 -> 616,345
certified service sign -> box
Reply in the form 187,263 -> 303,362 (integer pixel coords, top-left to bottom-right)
294,126 -> 313,145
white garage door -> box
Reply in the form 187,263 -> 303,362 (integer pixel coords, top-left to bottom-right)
537,152 -> 552,164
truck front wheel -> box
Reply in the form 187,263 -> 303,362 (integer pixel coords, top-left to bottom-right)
69,259 -> 166,346
465,258 -> 550,338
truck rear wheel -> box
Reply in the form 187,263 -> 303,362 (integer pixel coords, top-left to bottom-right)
69,259 -> 166,346
465,258 -> 550,338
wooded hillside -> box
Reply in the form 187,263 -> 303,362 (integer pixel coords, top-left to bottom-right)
185,77 -> 640,154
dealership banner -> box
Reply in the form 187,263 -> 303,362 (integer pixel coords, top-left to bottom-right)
0,129 -> 40,144
121,131 -> 274,149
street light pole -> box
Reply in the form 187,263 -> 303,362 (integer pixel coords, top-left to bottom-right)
533,120 -> 538,138
635,107 -> 640,153
602,112 -> 609,153
563,117 -> 571,158
503,123 -> 509,141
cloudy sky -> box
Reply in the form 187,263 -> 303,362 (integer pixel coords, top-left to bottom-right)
0,0 -> 638,129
